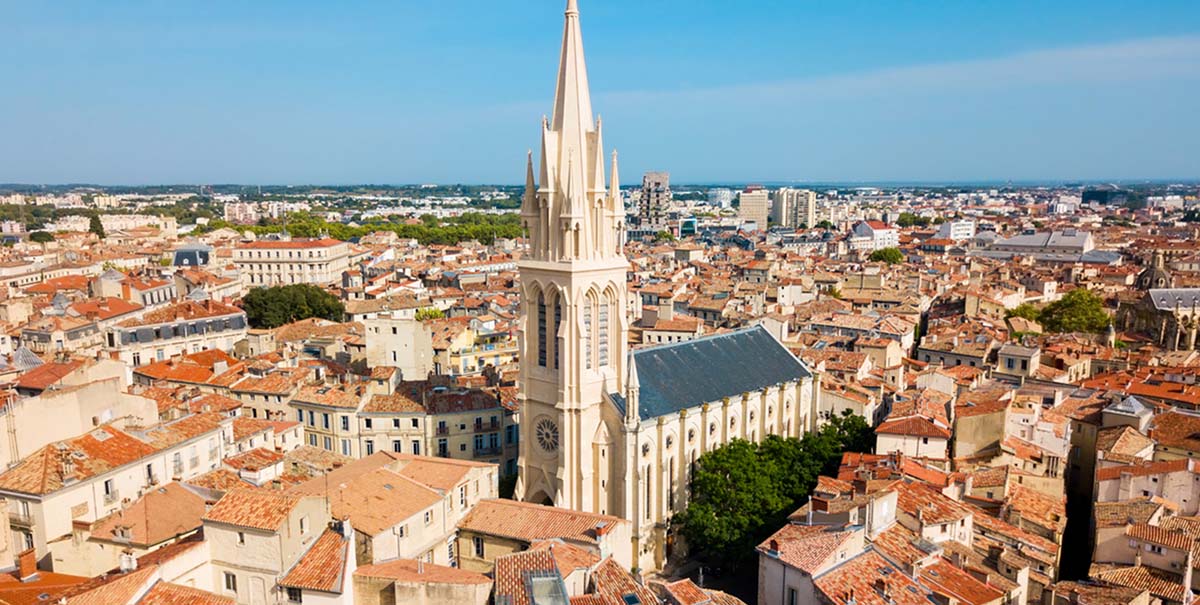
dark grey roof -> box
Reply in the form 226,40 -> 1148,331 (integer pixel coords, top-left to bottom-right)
11,346 -> 43,372
1148,288 -> 1200,311
623,324 -> 812,421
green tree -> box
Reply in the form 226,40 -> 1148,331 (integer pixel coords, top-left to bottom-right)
1039,288 -> 1110,333
896,212 -> 930,228
678,412 -> 875,570
242,284 -> 345,329
868,247 -> 905,265
815,220 -> 836,230
415,307 -> 445,321
28,231 -> 54,243
1006,303 -> 1041,322
89,215 -> 106,239
654,230 -> 676,243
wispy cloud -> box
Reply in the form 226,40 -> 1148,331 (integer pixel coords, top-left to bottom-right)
598,35 -> 1200,105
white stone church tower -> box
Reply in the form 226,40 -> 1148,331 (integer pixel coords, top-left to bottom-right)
516,0 -> 818,572
513,0 -> 629,513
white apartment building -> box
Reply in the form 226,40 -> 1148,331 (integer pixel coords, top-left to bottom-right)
107,299 -> 248,366
850,220 -> 900,252
234,238 -> 353,286
936,219 -> 977,242
738,187 -> 770,230
771,188 -> 816,229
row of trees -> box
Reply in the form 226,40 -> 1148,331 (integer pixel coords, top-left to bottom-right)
678,412 -> 875,570
1007,288 -> 1111,333
198,212 -> 524,246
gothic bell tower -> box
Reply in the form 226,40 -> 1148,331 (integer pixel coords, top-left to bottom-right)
514,0 -> 629,514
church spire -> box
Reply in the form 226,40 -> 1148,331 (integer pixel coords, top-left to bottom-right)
552,0 -> 594,140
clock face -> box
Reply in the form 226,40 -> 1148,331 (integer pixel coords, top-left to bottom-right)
535,417 -> 560,453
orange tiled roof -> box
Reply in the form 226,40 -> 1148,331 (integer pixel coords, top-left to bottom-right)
203,489 -> 303,531
279,528 -> 348,593
138,581 -> 235,605
458,499 -> 622,546
354,558 -> 491,584
89,483 -> 206,547
0,426 -> 158,495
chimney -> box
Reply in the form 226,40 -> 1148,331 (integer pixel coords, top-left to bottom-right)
118,549 -> 137,573
17,548 -> 37,582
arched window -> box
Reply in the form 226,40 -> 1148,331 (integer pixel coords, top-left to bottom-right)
598,289 -> 611,367
583,292 -> 595,370
553,295 -> 562,370
536,292 -> 547,367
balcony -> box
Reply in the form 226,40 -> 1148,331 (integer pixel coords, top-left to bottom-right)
473,419 -> 501,433
8,511 -> 33,527
473,446 -> 502,457
436,426 -> 451,436
103,490 -> 120,506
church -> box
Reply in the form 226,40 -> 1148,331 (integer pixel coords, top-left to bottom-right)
513,0 -> 821,571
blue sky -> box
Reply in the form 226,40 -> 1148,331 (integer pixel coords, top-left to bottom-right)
2,0 -> 1199,185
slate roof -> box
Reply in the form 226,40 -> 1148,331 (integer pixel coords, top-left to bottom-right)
614,325 -> 811,421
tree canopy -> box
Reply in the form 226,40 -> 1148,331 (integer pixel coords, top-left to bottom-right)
28,231 -> 54,243
677,412 -> 875,570
414,307 -> 445,321
242,284 -> 346,329
868,247 -> 905,265
897,212 -> 931,228
196,211 -> 523,246
88,215 -> 106,239
1038,288 -> 1110,333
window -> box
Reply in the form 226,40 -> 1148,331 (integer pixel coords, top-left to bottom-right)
598,294 -> 609,366
459,486 -> 467,508
307,410 -> 315,426
341,439 -> 351,456
341,416 -> 349,431
297,410 -> 304,423
237,532 -> 245,545
788,588 -> 798,605
583,298 -> 593,369
393,440 -> 402,453
393,418 -> 400,429
424,510 -> 432,525
537,294 -> 547,367
322,414 -> 330,430
365,440 -> 374,455
323,436 -> 332,451
473,536 -> 484,557
309,434 -> 317,446
224,572 -> 237,593
300,516 -> 309,534
411,418 -> 419,429
553,301 -> 562,370
411,440 -> 421,455
365,418 -> 373,430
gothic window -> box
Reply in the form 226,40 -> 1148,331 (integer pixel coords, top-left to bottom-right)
583,295 -> 594,370
598,291 -> 610,367
644,464 -> 652,518
687,429 -> 695,443
553,298 -> 562,370
537,293 -> 547,367
665,435 -> 674,450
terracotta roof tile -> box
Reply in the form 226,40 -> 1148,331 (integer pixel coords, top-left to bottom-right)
458,499 -> 623,546
203,489 -> 303,531
279,528 -> 348,593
